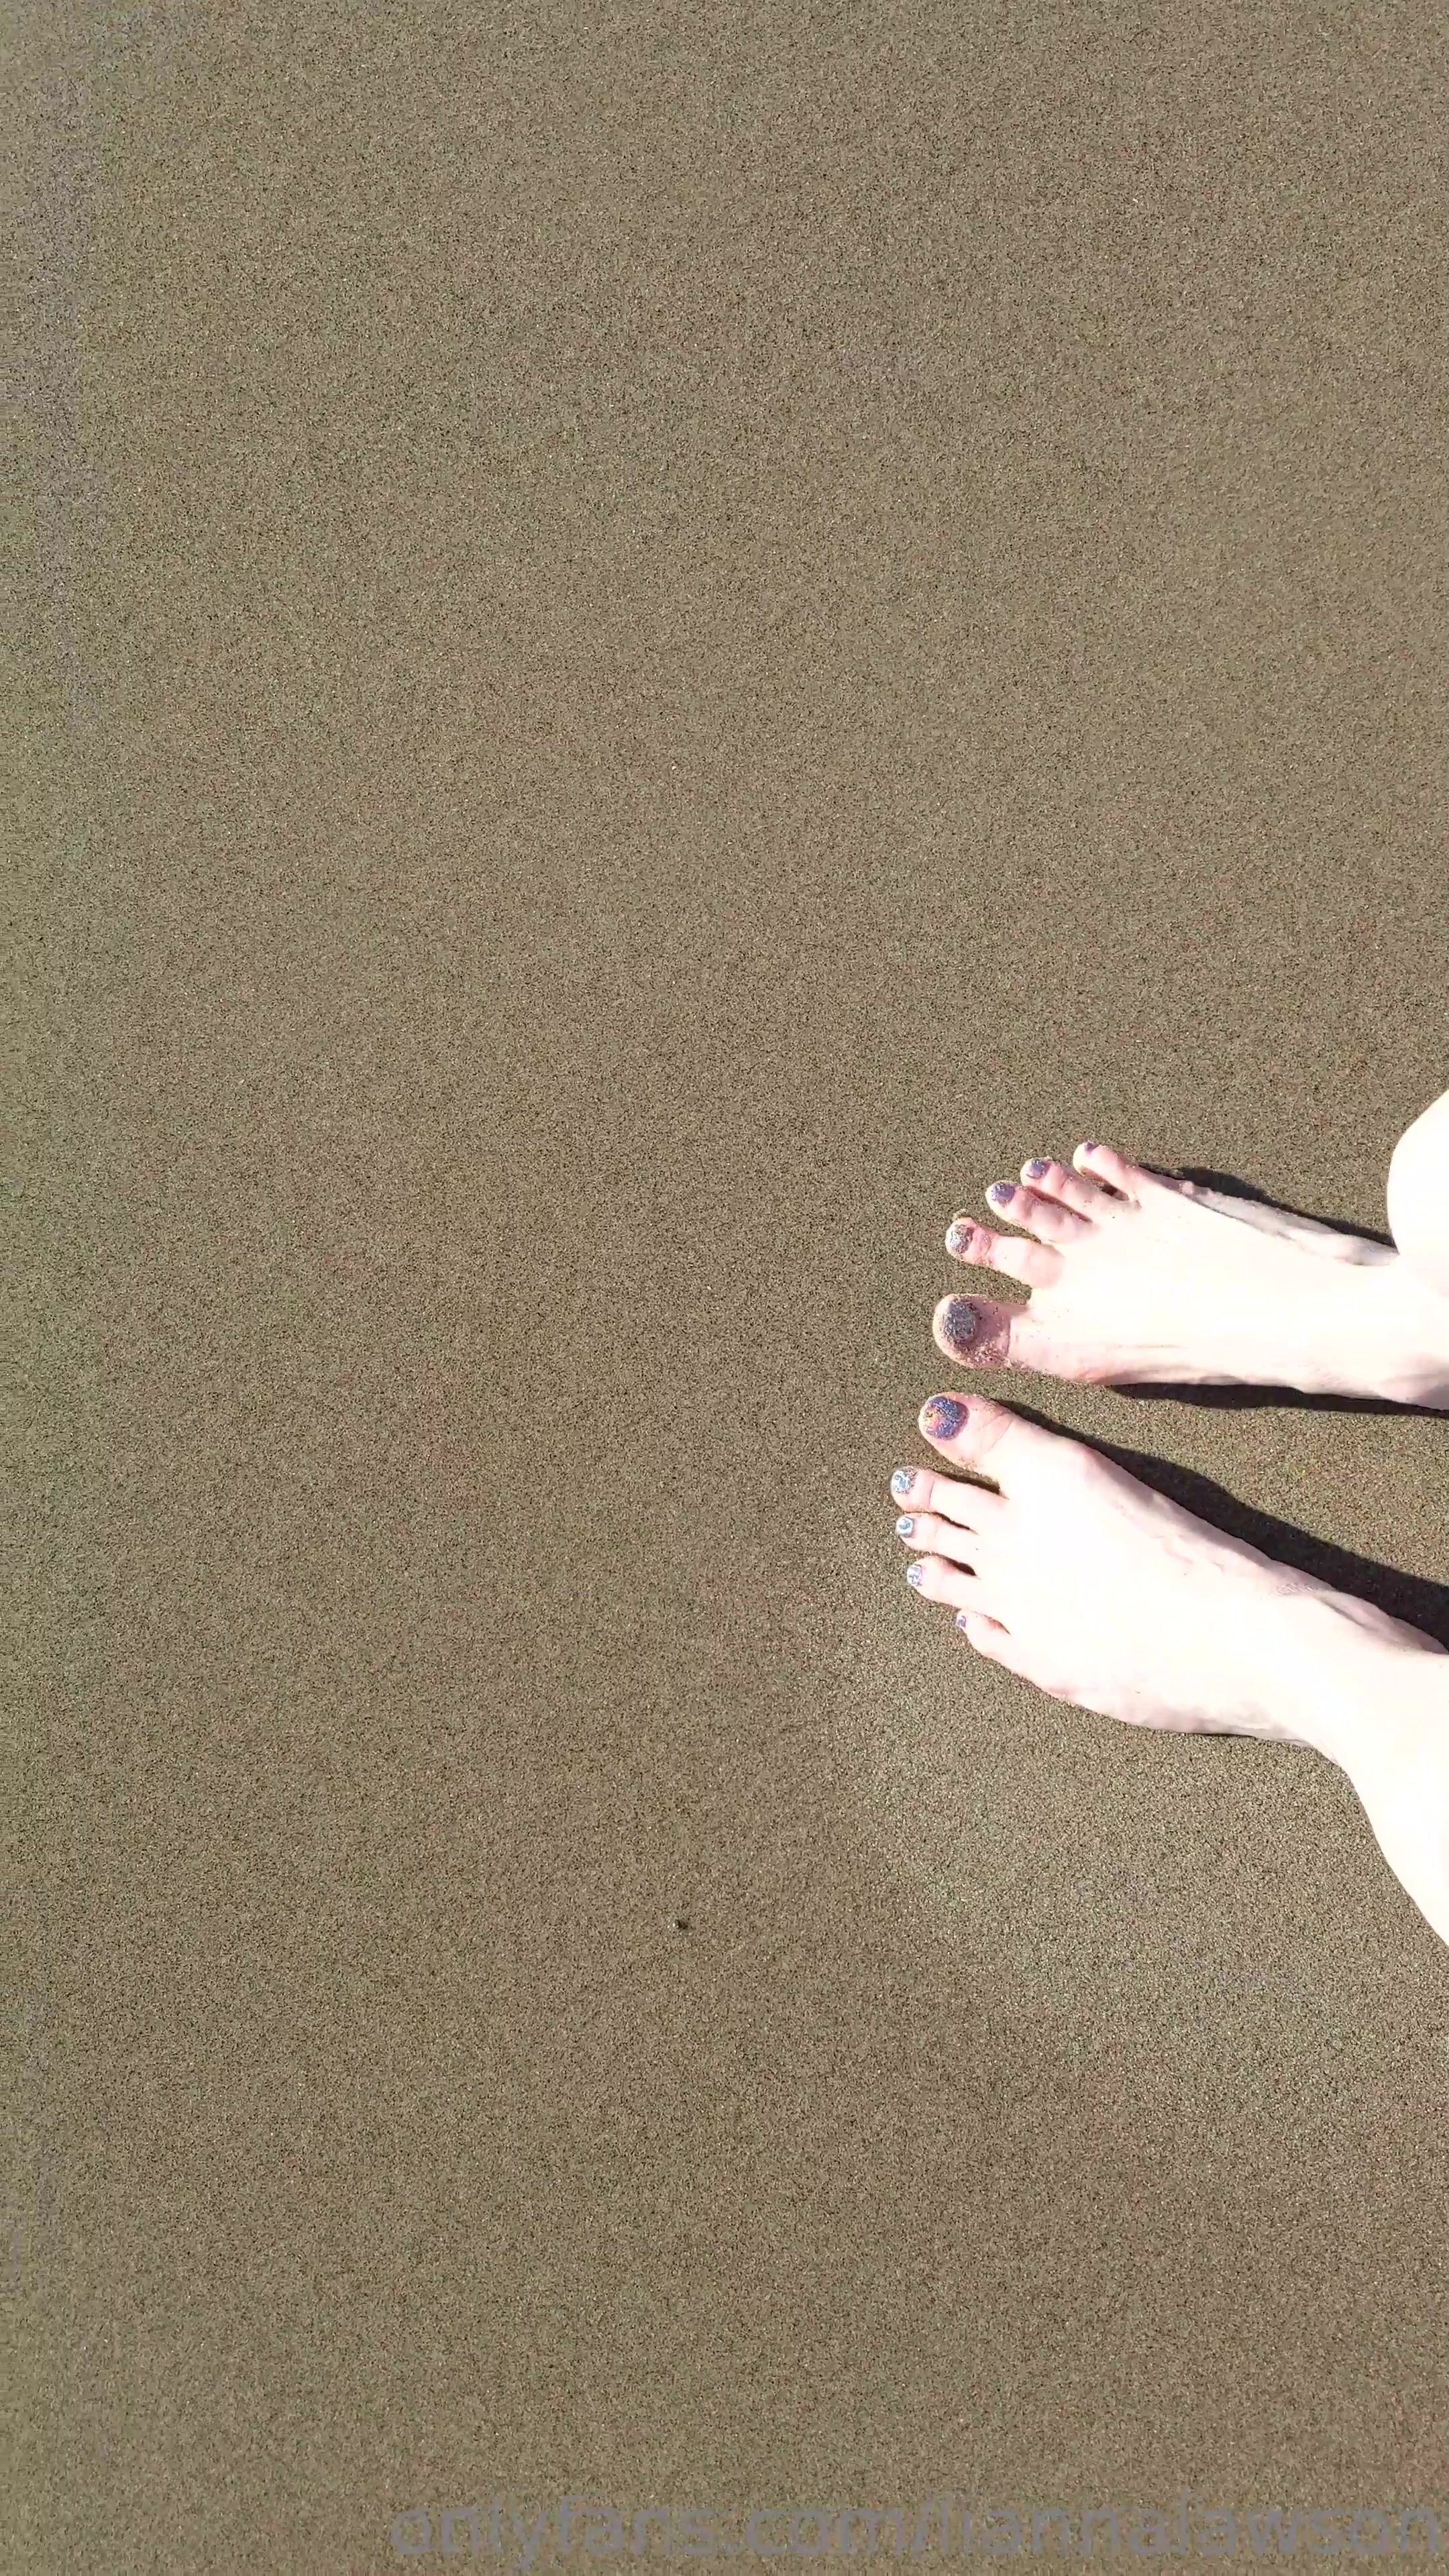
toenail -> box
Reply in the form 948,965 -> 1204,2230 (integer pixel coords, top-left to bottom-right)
906,1564 -> 926,1588
954,1609 -> 971,1631
920,1394 -> 969,1439
1024,1159 -> 1049,1179
987,1181 -> 1014,1205
945,1221 -> 971,1254
890,1468 -> 916,1499
895,1514 -> 916,1536
941,1296 -> 982,1350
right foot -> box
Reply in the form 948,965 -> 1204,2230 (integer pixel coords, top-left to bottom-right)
934,1142 -> 1449,1409
893,1393 -> 1449,1945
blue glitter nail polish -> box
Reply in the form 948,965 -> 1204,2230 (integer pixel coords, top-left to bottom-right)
941,1297 -> 980,1350
945,1222 -> 971,1254
890,1468 -> 916,1499
906,1564 -> 926,1588
920,1395 -> 969,1440
987,1181 -> 1014,1205
1024,1159 -> 1049,1179
895,1515 -> 915,1537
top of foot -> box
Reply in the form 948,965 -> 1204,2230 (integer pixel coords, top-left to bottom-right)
935,1142 -> 1449,1409
892,1393 -> 1449,1946
895,1389 -> 1446,1749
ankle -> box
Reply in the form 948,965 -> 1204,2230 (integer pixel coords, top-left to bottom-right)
1275,1593 -> 1449,1776
1369,1256 -> 1449,1409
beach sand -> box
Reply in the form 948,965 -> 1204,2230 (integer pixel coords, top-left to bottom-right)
14,3 -> 1449,2567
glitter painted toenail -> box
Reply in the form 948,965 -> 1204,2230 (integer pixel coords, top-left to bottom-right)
920,1395 -> 969,1439
987,1182 -> 1014,1205
954,1609 -> 972,1631
941,1297 -> 981,1350
895,1515 -> 916,1537
1024,1159 -> 1049,1179
945,1222 -> 971,1254
890,1468 -> 916,1499
906,1564 -> 926,1588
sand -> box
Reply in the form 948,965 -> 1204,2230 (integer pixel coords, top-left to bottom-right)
13,3 -> 1449,2569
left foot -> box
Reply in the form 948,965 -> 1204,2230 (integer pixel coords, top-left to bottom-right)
932,1142 -> 1449,1407
890,1393 -> 1447,1751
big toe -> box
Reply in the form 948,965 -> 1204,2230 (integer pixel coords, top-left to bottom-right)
932,1292 -> 1069,1379
918,1391 -> 1073,1488
932,1294 -> 1022,1369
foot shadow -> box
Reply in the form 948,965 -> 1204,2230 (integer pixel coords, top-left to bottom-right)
996,1395 -> 1449,1652
1119,1165 -> 1440,1417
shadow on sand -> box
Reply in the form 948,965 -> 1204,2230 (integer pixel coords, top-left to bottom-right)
1009,1163 -> 1449,1652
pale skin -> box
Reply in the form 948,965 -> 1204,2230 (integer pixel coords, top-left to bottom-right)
890,1088 -> 1449,1947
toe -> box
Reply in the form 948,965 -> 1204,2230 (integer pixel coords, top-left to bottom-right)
1072,1140 -> 1177,1202
954,1597 -> 1010,1658
912,1470 -> 1008,1534
895,1508 -> 979,1571
945,1218 -> 1063,1289
955,1607 -> 1014,1652
889,1464 -> 1007,1533
931,1294 -> 1019,1368
918,1389 -> 1079,1489
955,1609 -> 1074,1697
931,1292 -> 1063,1377
903,1550 -> 983,1613
1017,1158 -> 1111,1220
985,1181 -> 1091,1246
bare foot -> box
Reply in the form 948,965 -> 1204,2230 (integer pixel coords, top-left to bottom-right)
934,1142 -> 1449,1408
892,1391 -> 1442,1742
890,1394 -> 1449,1940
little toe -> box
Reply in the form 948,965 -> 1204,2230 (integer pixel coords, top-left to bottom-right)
955,1607 -> 1014,1652
945,1218 -> 1063,1289
1072,1140 -> 1175,1202
955,1609 -> 1073,1697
